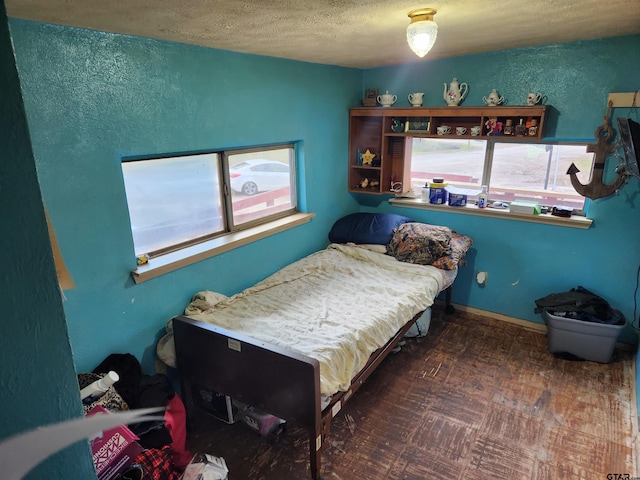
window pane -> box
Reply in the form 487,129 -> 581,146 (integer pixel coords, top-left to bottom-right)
410,138 -> 486,194
490,143 -> 591,209
122,153 -> 223,255
228,147 -> 296,227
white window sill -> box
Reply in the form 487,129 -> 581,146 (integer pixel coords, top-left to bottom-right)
131,212 -> 315,284
389,198 -> 592,229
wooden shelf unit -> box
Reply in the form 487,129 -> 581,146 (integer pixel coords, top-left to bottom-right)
348,105 -> 548,194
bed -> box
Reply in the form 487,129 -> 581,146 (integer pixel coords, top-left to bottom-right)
159,213 -> 473,479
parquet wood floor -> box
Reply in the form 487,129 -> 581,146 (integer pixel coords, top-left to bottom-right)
186,307 -> 637,479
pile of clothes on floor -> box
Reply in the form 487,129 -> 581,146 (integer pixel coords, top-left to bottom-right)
534,285 -> 625,325
78,353 -> 193,480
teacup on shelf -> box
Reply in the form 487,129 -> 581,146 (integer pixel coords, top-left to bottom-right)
437,125 -> 451,135
470,126 -> 482,136
526,92 -> 542,105
456,127 -> 467,135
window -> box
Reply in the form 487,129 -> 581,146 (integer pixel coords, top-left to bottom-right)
227,148 -> 295,228
122,144 -> 297,257
409,138 -> 593,210
410,138 -> 486,189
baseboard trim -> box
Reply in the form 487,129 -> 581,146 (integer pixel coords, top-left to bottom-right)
437,301 -> 547,333
437,301 -> 636,353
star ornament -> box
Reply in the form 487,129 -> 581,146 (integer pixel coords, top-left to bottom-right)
361,149 -> 376,165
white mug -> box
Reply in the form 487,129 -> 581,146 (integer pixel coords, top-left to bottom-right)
408,92 -> 424,107
437,125 -> 451,135
470,126 -> 482,136
456,127 -> 467,135
526,92 -> 542,105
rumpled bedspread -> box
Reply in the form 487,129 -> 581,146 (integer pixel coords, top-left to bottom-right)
159,243 -> 445,397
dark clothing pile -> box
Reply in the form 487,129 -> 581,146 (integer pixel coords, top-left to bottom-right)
79,353 -> 192,479
92,353 -> 175,449
534,286 -> 625,325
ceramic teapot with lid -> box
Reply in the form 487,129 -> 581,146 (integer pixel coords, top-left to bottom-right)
377,91 -> 397,107
443,78 -> 468,106
483,89 -> 504,106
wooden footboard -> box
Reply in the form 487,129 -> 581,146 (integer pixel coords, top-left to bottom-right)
173,312 -> 421,479
173,315 -> 323,476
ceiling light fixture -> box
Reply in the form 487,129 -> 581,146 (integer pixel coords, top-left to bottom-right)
406,8 -> 438,58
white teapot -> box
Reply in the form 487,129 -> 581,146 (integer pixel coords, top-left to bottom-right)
483,89 -> 504,106
377,91 -> 397,107
443,77 -> 468,106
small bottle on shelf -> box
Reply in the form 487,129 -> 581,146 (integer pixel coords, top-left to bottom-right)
528,119 -> 538,136
515,119 -> 527,136
478,185 -> 488,208
503,119 -> 513,135
80,371 -> 119,405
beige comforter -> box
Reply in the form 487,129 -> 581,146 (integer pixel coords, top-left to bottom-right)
159,243 -> 446,397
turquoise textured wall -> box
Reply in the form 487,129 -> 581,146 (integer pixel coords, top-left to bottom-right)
6,17 -> 640,475
1,4 -> 94,478
10,19 -> 362,375
363,36 -> 640,337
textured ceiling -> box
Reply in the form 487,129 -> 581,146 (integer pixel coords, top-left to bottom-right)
6,0 -> 640,68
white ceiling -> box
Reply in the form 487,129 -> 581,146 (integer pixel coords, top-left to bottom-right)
6,0 -> 640,69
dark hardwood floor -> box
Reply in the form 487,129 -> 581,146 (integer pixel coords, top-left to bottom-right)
185,307 -> 637,479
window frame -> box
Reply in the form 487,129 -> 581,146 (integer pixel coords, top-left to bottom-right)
390,137 -> 595,229
481,139 -> 593,212
122,142 -> 308,283
223,144 -> 298,233
407,137 -> 595,213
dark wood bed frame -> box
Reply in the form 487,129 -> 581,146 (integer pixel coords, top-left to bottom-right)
173,287 -> 454,479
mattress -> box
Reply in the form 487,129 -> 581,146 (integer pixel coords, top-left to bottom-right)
160,243 -> 450,397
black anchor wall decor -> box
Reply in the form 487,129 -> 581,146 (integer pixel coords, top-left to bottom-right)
567,101 -> 627,200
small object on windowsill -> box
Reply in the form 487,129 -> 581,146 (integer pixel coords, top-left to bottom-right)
421,183 -> 429,201
428,180 -> 448,205
395,190 -> 417,199
390,181 -> 403,193
447,186 -> 471,207
551,205 -> 574,217
136,254 -> 149,266
477,185 -> 488,208
510,200 -> 541,214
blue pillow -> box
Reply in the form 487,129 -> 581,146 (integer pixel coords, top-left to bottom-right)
328,213 -> 414,245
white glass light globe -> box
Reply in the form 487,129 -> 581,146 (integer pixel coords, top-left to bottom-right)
406,20 -> 438,58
